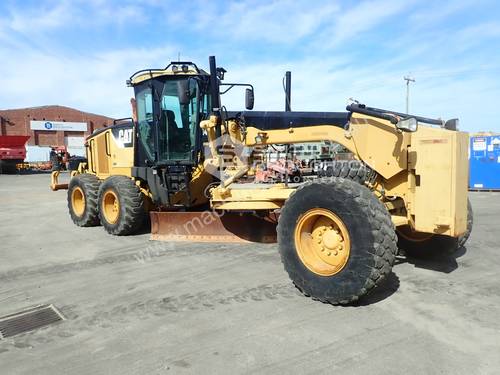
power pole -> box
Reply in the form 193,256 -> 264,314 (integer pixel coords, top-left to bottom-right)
404,75 -> 415,114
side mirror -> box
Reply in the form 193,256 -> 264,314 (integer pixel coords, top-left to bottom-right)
245,88 -> 254,110
396,117 -> 418,132
177,80 -> 190,105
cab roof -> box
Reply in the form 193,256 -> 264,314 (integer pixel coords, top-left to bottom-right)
127,61 -> 209,86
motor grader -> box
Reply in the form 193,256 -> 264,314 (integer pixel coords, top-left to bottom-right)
52,56 -> 472,304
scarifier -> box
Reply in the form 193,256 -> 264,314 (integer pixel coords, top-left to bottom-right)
52,56 -> 472,304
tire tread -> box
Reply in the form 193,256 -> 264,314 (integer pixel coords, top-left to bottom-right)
278,177 -> 397,305
67,173 -> 100,227
98,175 -> 145,235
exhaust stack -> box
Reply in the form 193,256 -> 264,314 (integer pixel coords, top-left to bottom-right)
285,71 -> 291,112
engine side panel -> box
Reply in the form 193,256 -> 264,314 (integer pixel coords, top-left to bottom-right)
86,123 -> 134,179
409,128 -> 468,236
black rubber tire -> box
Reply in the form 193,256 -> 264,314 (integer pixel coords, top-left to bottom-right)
319,160 -> 371,184
0,160 -> 20,174
98,175 -> 145,235
398,198 -> 473,258
67,173 -> 101,227
277,177 -> 398,305
290,172 -> 303,183
324,160 -> 473,258
398,233 -> 458,258
458,199 -> 473,248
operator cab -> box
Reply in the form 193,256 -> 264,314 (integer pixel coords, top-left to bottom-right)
128,62 -> 211,167
127,62 -> 213,206
127,58 -> 254,208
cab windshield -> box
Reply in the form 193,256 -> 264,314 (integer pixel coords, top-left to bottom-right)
135,77 -> 210,164
158,79 -> 199,161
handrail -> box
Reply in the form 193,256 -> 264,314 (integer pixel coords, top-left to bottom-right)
347,103 -> 444,126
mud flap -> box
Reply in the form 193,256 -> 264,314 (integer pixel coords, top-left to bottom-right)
150,211 -> 277,243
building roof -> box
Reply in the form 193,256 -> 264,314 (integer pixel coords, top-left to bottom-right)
0,105 -> 114,121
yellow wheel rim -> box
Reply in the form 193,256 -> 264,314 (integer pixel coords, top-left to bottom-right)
102,190 -> 120,224
294,208 -> 351,276
71,186 -> 85,217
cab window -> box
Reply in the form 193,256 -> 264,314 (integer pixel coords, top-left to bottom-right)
136,87 -> 154,161
158,79 -> 199,161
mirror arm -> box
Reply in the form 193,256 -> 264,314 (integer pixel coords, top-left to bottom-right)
219,83 -> 254,95
220,84 -> 235,95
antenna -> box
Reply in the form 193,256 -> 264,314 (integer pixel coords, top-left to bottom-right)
177,52 -> 181,62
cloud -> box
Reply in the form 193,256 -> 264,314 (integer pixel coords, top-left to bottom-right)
316,0 -> 416,48
458,21 -> 500,42
8,2 -> 72,33
0,43 -> 178,118
0,0 -> 147,42
155,0 -> 341,45
408,0 -> 478,25
0,2 -> 72,48
0,0 -> 499,133
220,49 -> 500,133
214,1 -> 341,43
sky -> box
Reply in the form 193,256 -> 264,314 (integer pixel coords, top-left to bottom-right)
0,0 -> 499,132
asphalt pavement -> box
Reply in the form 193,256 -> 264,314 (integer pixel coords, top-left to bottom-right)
0,173 -> 499,374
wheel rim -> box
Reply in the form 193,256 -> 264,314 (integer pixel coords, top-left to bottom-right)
294,208 -> 351,276
397,226 -> 434,242
102,190 -> 120,224
71,187 -> 85,217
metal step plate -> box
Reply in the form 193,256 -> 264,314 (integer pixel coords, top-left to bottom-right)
0,304 -> 64,339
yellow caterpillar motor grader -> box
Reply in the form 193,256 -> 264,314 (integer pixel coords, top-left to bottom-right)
52,56 -> 472,304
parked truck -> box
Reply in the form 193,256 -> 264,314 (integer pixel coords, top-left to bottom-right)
0,135 -> 30,174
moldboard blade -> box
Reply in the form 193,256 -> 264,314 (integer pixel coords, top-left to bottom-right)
150,211 -> 277,243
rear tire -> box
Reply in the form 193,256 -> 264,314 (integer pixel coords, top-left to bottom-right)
397,230 -> 458,258
67,173 -> 101,226
0,160 -> 20,174
326,160 -> 474,258
98,176 -> 145,235
319,160 -> 371,184
277,177 -> 397,305
398,198 -> 473,258
458,199 -> 473,248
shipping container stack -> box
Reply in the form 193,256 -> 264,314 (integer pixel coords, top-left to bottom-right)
469,133 -> 500,190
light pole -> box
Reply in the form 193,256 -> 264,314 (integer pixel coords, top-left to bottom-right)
404,75 -> 415,114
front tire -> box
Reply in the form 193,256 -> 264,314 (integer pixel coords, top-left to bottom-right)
98,176 -> 145,235
277,177 -> 397,305
67,173 -> 100,226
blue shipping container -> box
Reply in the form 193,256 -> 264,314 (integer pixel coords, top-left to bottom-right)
469,135 -> 500,190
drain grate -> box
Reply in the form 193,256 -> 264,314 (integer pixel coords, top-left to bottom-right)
0,304 -> 64,339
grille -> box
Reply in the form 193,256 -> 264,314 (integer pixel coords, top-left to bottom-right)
0,304 -> 64,339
